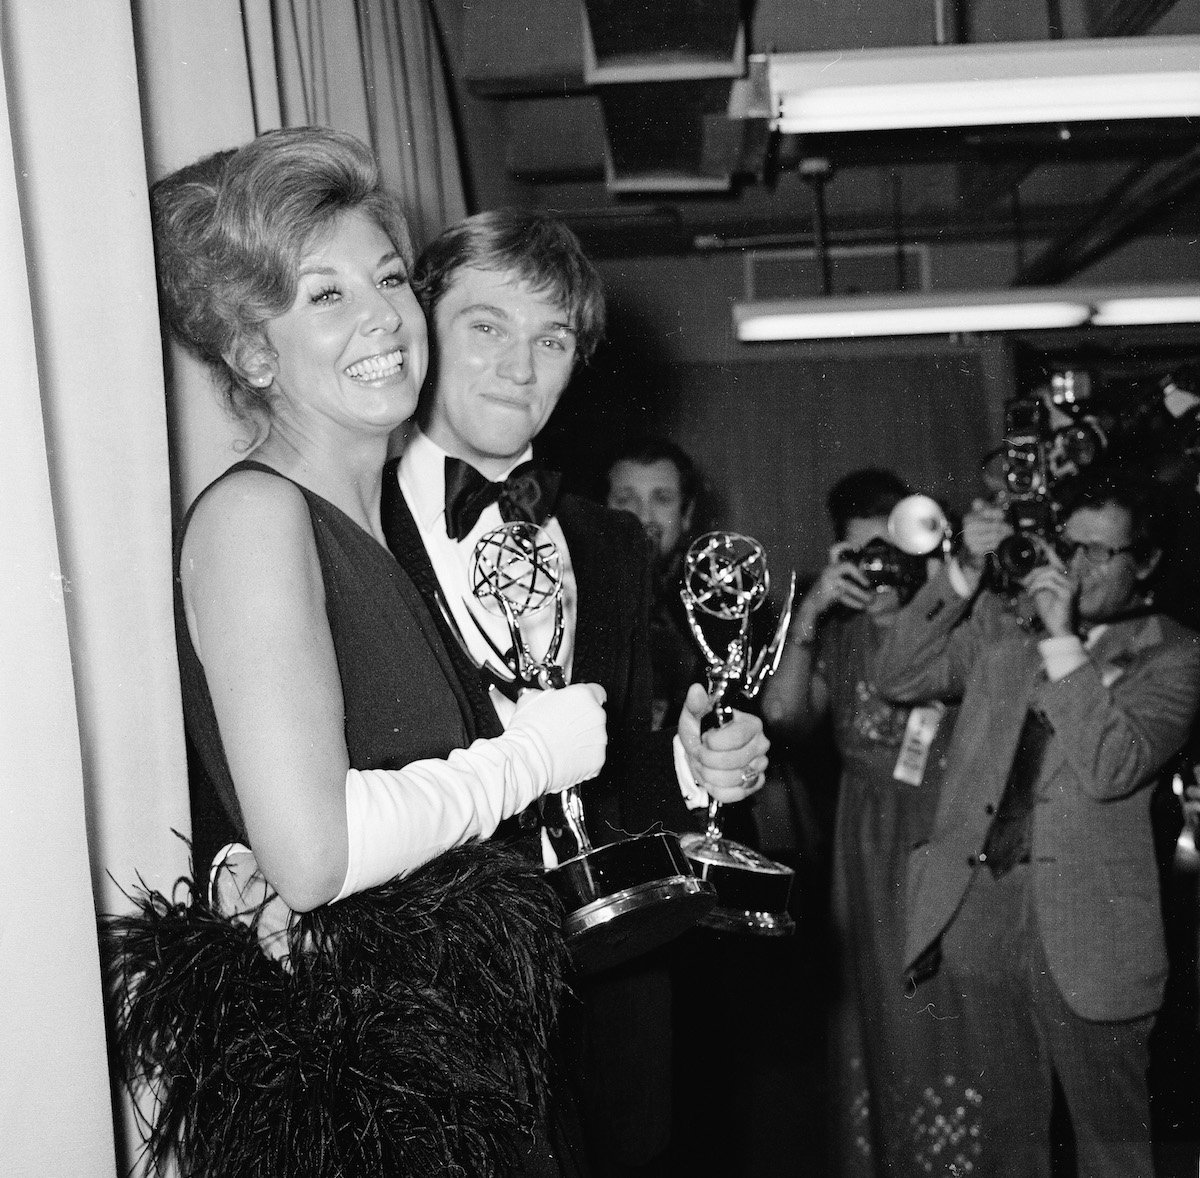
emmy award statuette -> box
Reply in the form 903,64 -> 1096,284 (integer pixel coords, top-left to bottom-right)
679,531 -> 797,935
470,521 -> 716,974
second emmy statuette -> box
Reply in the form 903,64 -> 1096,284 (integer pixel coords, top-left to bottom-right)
471,521 -> 716,974
680,531 -> 797,935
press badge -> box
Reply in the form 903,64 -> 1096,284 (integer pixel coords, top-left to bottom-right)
893,703 -> 946,786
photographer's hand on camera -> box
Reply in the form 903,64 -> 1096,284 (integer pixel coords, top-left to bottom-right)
1023,553 -> 1079,638
955,499 -> 1012,589
785,549 -> 874,650
813,547 -> 875,612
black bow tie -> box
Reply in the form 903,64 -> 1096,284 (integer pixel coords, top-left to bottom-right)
443,456 -> 562,541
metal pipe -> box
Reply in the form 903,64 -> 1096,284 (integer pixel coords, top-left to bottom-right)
800,157 -> 834,294
892,171 -> 907,290
811,179 -> 832,294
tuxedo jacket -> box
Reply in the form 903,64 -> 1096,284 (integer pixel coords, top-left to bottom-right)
874,568 -> 1200,1022
381,460 -> 694,840
382,462 -> 700,1166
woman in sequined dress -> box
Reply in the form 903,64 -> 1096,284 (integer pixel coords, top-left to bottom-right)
762,469 -> 979,1177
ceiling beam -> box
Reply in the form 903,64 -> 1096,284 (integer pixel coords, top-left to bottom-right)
1091,0 -> 1186,36
1013,145 -> 1200,285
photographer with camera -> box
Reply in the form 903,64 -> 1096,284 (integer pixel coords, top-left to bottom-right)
762,468 -> 972,1176
874,468 -> 1200,1176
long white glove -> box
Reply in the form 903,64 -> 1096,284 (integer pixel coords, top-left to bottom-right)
334,682 -> 607,901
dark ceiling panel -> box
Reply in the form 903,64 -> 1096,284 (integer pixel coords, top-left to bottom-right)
504,96 -> 607,180
597,80 -> 738,182
1086,0 -> 1187,34
752,0 -> 938,50
583,0 -> 743,65
462,0 -> 585,95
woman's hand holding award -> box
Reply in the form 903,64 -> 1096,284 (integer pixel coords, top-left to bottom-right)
470,521 -> 716,974
679,531 -> 797,936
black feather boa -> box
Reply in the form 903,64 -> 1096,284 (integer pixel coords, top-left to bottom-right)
102,841 -> 568,1177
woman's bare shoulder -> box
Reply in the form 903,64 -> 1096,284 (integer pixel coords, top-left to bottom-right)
181,467 -> 318,589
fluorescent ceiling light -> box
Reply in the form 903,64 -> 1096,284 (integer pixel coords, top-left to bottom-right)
734,291 -> 1092,341
733,285 -> 1200,341
768,36 -> 1200,132
1091,291 -> 1200,326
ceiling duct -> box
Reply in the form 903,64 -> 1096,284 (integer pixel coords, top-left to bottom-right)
582,0 -> 752,193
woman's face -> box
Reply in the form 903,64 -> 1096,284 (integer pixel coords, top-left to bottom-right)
261,208 -> 427,438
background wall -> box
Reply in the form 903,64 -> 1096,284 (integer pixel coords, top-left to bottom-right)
539,252 -> 1010,603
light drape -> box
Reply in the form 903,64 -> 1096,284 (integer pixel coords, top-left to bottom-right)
0,1 -> 188,1174
267,0 -> 467,249
0,1 -> 468,1171
133,0 -> 264,507
0,60 -> 119,1178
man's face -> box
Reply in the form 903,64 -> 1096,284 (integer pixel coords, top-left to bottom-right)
840,516 -> 890,552
423,266 -> 577,478
606,458 -> 693,557
1059,502 -> 1156,623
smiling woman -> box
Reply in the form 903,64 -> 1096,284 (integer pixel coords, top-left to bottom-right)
249,207 -> 427,480
104,127 -> 607,1178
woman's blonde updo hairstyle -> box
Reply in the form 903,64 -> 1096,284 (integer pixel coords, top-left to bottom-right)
150,127 -> 412,425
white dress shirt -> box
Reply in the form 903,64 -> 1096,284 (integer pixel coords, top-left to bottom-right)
398,429 -> 577,725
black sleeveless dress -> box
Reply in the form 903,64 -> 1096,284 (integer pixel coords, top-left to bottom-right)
118,459 -> 580,1178
177,459 -> 481,874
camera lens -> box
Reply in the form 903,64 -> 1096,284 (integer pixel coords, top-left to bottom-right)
853,540 -> 895,590
1004,447 -> 1039,496
995,533 -> 1041,579
851,539 -> 925,597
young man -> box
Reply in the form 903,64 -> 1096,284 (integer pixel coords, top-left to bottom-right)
383,209 -> 769,1176
874,470 -> 1200,1176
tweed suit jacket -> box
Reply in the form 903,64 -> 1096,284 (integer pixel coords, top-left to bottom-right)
874,566 -> 1200,1022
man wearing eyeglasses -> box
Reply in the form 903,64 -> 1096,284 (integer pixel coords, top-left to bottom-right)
873,468 -> 1200,1178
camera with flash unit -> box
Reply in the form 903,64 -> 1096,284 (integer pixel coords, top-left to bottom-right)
989,379 -> 1111,590
841,536 -> 928,600
834,494 -> 953,602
